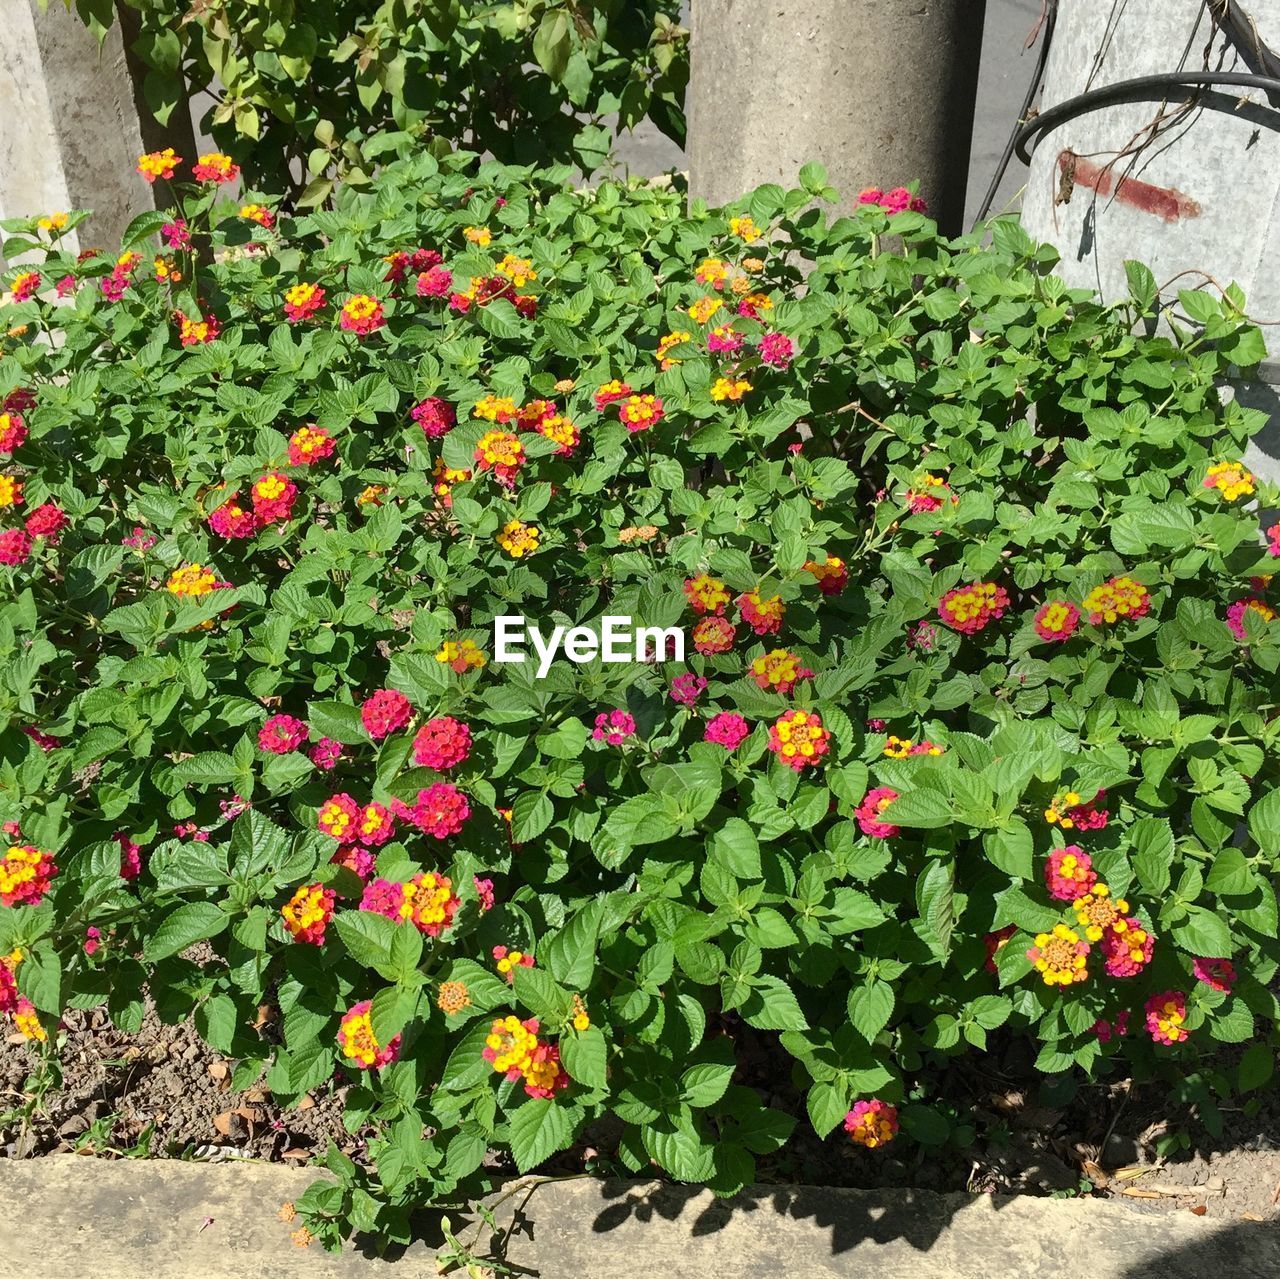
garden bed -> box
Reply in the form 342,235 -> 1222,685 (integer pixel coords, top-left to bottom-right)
5,1013 -> 1279,1225
3,146 -> 1279,1254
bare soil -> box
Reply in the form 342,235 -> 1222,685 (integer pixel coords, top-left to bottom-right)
0,1002 -> 350,1165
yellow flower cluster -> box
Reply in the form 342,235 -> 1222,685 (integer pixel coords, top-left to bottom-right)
711,377 -> 751,402
497,519 -> 540,558
166,563 -> 217,598
1029,923 -> 1089,986
473,394 -> 517,423
1072,884 -> 1127,942
485,1014 -> 539,1074
1203,461 -> 1255,502
495,254 -> 536,287
437,980 -> 471,1015
436,638 -> 487,671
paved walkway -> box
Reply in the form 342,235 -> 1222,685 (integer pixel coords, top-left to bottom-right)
3,1156 -> 1278,1278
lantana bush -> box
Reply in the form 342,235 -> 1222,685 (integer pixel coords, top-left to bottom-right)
1,143 -> 1278,1248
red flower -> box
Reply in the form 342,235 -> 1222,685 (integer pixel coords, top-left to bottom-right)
411,397 -> 456,439
693,615 -> 736,654
310,738 -> 342,771
250,473 -> 297,525
115,832 -> 143,880
939,581 -> 1009,635
361,688 -> 412,739
161,220 -> 192,251
192,152 -> 240,184
24,503 -> 67,540
287,425 -> 335,467
283,282 -> 325,323
0,843 -> 57,906
593,380 -> 633,411
412,716 -> 472,771
392,783 -> 470,838
0,529 -> 32,566
0,413 -> 28,454
416,265 -> 454,297
355,801 -> 396,847
855,787 -> 899,838
258,714 -> 308,754
209,494 -> 258,540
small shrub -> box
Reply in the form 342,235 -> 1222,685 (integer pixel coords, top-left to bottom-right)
0,146 -> 1277,1249
72,0 -> 689,202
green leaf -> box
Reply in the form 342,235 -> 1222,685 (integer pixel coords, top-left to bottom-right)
560,1025 -> 607,1090
507,1098 -> 575,1173
740,976 -> 807,1030
171,752 -> 239,785
1130,817 -> 1174,896
307,701 -> 368,745
806,1079 -> 849,1138
542,900 -> 603,988
884,787 -> 952,828
901,1103 -> 951,1146
144,902 -> 230,961
1237,1042 -> 1274,1092
1174,906 -> 1234,958
680,1060 -> 734,1108
333,911 -> 397,972
230,808 -> 289,880
1205,848 -> 1251,897
512,791 -> 554,842
916,858 -> 955,959
848,979 -> 894,1042
1248,789 -> 1280,855
532,11 -> 572,81
511,963 -> 573,1022
985,823 -> 1032,879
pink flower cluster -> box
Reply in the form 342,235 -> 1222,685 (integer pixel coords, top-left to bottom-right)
390,783 -> 470,839
855,787 -> 899,839
593,710 -> 635,745
411,396 -> 456,438
857,187 -> 928,214
412,716 -> 472,771
670,673 -> 707,707
1044,846 -> 1096,901
361,688 -> 412,739
704,711 -> 749,749
258,714 -> 308,754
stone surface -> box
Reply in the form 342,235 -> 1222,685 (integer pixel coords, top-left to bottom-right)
0,0 -> 191,259
3,1156 -> 1280,1278
685,0 -> 986,234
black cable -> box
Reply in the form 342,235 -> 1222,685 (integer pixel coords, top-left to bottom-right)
971,1 -> 1059,226
1014,69 -> 1280,163
1208,0 -> 1280,80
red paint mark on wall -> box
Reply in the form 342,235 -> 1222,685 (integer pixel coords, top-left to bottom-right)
1058,150 -> 1202,222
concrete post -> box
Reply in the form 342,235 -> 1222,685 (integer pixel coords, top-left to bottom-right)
687,0 -> 987,234
1018,0 -> 1280,483
0,0 -> 192,257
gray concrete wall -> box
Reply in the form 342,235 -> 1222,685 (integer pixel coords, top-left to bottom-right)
684,0 -> 986,234
613,0 -> 1049,230
0,0 -> 161,259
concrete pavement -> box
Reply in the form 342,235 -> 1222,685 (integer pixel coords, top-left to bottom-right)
4,1155 -> 1279,1278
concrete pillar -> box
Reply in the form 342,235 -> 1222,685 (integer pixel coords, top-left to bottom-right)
0,1 -> 193,258
1018,0 -> 1280,483
687,0 -> 987,234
